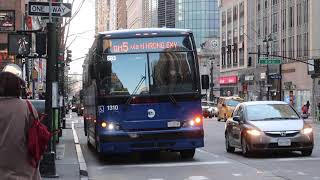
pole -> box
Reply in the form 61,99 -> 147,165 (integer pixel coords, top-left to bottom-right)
210,59 -> 214,101
266,41 -> 270,100
279,62 -> 282,101
41,22 -> 58,177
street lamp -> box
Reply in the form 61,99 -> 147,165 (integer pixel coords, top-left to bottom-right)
263,35 -> 273,100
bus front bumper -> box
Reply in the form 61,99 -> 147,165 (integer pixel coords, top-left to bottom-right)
98,129 -> 204,153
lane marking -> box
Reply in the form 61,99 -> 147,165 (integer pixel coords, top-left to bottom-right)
72,121 -> 88,177
232,173 -> 242,177
297,171 -> 307,176
196,149 -> 220,158
277,157 -> 320,162
148,179 -> 164,180
72,122 -> 79,144
98,161 -> 230,170
184,176 -> 209,180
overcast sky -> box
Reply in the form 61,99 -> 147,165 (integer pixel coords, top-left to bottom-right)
66,0 -> 95,74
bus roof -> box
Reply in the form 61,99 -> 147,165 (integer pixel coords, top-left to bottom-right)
98,28 -> 192,39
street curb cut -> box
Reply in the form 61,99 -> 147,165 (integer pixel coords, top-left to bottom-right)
72,121 -> 89,178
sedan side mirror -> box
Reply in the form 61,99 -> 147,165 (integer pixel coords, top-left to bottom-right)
233,116 -> 240,122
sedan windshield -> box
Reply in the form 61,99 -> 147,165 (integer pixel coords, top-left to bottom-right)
246,104 -> 299,121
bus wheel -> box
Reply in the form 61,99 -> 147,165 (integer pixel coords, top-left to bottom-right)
180,149 -> 195,159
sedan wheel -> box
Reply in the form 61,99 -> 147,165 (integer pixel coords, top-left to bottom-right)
225,134 -> 235,153
241,136 -> 251,157
301,149 -> 313,156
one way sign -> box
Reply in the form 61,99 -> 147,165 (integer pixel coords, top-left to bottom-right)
28,2 -> 72,17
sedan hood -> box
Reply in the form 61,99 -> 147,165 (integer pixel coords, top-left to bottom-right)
248,119 -> 304,132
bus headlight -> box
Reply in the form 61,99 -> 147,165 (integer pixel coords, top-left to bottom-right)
101,121 -> 120,130
182,115 -> 202,127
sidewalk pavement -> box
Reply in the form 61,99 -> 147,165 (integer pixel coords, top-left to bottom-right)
42,117 -> 88,180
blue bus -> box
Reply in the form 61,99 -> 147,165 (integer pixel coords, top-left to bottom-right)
82,28 -> 208,159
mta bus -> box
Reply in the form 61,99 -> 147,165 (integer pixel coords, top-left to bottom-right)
82,28 -> 209,159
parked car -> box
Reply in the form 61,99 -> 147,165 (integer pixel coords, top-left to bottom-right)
77,103 -> 84,116
201,101 -> 218,118
224,101 -> 314,157
217,96 -> 243,121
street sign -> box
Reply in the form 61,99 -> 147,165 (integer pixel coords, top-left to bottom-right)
269,73 -> 282,79
28,2 -> 72,17
259,57 -> 282,64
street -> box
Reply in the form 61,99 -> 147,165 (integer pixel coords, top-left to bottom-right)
70,113 -> 320,180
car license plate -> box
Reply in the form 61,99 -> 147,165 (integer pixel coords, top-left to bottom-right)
168,121 -> 180,127
278,139 -> 291,146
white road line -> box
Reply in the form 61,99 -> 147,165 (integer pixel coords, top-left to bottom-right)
297,171 -> 307,175
98,161 -> 230,170
232,174 -> 242,177
184,176 -> 209,180
313,177 -> 320,179
148,179 -> 164,180
196,149 -> 220,158
71,121 -> 79,144
277,157 -> 320,162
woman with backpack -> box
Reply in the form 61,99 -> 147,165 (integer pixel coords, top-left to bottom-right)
0,71 -> 41,180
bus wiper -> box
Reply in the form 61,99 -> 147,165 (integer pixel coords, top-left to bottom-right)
168,94 -> 177,105
125,76 -> 146,105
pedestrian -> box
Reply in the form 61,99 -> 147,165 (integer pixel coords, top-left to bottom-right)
302,104 -> 308,115
306,100 -> 310,112
0,71 -> 41,180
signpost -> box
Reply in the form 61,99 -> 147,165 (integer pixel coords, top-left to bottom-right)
28,2 -> 72,17
259,57 -> 282,64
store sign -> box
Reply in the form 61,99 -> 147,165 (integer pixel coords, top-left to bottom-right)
219,75 -> 238,85
0,10 -> 15,31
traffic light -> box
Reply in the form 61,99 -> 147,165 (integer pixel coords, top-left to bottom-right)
36,32 -> 47,56
66,49 -> 72,63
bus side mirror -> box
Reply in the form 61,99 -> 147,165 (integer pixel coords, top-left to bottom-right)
201,75 -> 209,90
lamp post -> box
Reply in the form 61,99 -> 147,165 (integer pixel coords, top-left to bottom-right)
263,35 -> 273,100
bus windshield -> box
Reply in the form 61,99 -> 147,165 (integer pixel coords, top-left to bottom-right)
97,36 -> 197,96
98,52 -> 197,96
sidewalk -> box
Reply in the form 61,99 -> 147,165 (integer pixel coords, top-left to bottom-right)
42,117 -> 87,180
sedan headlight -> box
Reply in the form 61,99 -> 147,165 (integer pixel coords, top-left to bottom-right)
246,129 -> 261,136
301,127 -> 313,134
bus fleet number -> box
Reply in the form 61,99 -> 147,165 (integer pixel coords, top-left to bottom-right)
107,105 -> 118,111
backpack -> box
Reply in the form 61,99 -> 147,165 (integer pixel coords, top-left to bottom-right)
26,100 -> 51,168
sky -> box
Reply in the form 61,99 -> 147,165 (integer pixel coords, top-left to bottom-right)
66,0 -> 95,74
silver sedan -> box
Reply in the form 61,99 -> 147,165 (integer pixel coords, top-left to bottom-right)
224,101 -> 314,157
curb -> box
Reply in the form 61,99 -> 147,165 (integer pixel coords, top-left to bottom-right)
72,121 -> 89,178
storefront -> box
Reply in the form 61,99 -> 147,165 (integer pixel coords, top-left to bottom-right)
219,75 -> 238,96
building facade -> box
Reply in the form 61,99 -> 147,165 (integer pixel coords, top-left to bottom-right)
143,0 -> 175,28
95,0 -> 110,33
175,0 -> 220,48
220,0 -> 320,114
117,0 -> 127,29
0,0 -> 26,70
127,0 -> 144,29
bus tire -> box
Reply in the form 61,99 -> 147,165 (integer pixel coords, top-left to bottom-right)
180,149 -> 195,159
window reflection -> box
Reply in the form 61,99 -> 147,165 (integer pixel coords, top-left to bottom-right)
150,51 -> 195,94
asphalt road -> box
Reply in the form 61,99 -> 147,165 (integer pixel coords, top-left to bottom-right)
72,114 -> 320,180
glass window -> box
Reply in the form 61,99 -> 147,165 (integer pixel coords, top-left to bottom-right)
226,99 -> 242,107
246,104 -> 299,121
149,52 -> 196,94
99,54 -> 149,95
